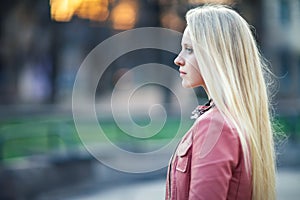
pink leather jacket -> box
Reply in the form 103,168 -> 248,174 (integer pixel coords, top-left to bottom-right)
165,106 -> 252,200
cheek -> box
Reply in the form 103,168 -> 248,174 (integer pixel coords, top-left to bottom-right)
182,56 -> 205,88
190,69 -> 204,85
189,61 -> 203,83
190,64 -> 201,76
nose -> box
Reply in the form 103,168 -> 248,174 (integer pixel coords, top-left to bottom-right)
174,55 -> 184,67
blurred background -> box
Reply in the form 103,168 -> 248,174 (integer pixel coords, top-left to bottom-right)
0,0 -> 299,199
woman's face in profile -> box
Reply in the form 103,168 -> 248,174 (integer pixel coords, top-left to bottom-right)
174,28 -> 204,88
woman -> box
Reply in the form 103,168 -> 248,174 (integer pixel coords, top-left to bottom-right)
166,4 -> 276,200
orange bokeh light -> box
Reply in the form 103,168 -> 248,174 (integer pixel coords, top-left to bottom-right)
161,10 -> 185,32
76,0 -> 109,22
110,0 -> 138,30
50,0 -> 110,22
188,0 -> 234,4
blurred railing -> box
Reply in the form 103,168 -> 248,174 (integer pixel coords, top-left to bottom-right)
0,105 -> 299,163
0,105 -> 193,163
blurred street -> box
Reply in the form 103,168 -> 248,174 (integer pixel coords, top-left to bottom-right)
37,168 -> 300,200
74,169 -> 300,200
276,169 -> 300,200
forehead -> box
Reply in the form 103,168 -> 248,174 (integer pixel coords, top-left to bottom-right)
182,28 -> 192,44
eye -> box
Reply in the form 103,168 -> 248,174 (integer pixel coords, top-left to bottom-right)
185,47 -> 193,54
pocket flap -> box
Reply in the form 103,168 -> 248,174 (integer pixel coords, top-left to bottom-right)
177,135 -> 192,157
176,156 -> 189,172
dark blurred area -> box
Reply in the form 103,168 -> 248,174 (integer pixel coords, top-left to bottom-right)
0,0 -> 299,199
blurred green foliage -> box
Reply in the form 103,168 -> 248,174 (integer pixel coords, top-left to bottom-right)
0,115 -> 298,162
0,116 -> 193,161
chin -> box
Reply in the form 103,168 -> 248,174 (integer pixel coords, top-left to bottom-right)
182,80 -> 201,88
182,84 -> 191,88
182,82 -> 194,88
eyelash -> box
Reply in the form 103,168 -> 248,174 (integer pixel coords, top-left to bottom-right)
185,47 -> 193,53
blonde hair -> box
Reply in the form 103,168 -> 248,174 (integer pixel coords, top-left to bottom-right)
186,4 -> 276,200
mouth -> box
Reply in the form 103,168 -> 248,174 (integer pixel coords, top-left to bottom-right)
179,70 -> 187,75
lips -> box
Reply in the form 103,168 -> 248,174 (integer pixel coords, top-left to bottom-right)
179,70 -> 187,75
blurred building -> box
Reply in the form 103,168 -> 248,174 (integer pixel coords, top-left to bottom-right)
0,0 -> 299,115
261,0 -> 300,114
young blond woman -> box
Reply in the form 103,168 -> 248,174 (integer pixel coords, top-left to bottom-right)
166,4 -> 276,200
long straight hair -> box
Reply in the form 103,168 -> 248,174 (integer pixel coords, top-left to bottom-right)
186,5 -> 276,200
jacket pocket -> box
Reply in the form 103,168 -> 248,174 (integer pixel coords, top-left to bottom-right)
176,136 -> 192,173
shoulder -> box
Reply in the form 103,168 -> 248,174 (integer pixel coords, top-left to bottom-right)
193,107 -> 237,138
191,107 -> 240,159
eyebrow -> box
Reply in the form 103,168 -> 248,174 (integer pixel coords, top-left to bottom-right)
181,43 -> 193,47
